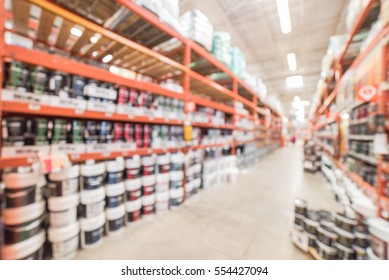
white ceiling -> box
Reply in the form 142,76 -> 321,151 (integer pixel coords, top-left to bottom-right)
180,0 -> 349,116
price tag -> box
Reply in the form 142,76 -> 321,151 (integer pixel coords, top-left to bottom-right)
75,108 -> 84,115
70,154 -> 80,160
105,112 -> 113,117
102,151 -> 111,157
28,103 -> 41,110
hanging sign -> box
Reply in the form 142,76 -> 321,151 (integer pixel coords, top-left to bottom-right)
357,85 -> 378,102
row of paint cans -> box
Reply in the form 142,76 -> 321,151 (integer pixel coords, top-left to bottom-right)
0,164 -> 47,260
185,149 -> 203,198
293,198 -> 373,260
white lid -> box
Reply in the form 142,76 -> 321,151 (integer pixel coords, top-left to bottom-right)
317,240 -> 337,254
81,162 -> 105,177
2,170 -> 40,189
171,152 -> 185,164
335,213 -> 357,226
1,230 -> 45,260
185,181 -> 194,192
156,173 -> 170,183
80,212 -> 106,231
126,156 -> 141,168
48,193 -> 79,211
106,205 -> 126,220
156,154 -> 170,165
106,158 -> 125,173
142,175 -> 156,186
334,226 -> 355,239
368,218 -> 389,243
317,226 -> 338,239
156,191 -> 169,201
142,194 -> 156,205
125,178 -> 142,191
80,187 -> 105,204
126,199 -> 142,211
105,181 -> 125,196
49,165 -> 80,181
335,242 -> 354,254
170,171 -> 184,181
142,155 -> 155,166
48,222 -> 80,243
3,201 -> 45,225
170,187 -> 184,198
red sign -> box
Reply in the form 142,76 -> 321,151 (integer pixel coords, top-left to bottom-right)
357,85 -> 378,102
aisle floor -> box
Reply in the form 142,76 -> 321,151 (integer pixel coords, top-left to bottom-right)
75,144 -> 339,260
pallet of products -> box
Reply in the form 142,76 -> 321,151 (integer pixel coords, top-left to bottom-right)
291,199 -> 386,260
303,139 -> 322,172
180,10 -> 213,51
212,32 -> 232,66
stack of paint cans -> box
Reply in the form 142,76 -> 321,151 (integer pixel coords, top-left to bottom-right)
2,117 -> 50,146
125,156 -> 142,224
105,158 -> 126,235
185,149 -> 203,198
79,161 -> 106,249
46,165 -> 80,259
1,164 -> 47,260
155,154 -> 170,213
170,152 -> 185,208
141,156 -> 156,217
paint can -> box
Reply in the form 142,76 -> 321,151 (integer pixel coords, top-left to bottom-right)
294,199 -> 307,216
317,224 -> 338,247
170,171 -> 184,190
125,178 -> 142,202
367,217 -> 389,260
105,205 -> 126,234
155,191 -> 169,213
335,213 -> 357,233
170,152 -> 185,171
79,187 -> 105,218
105,181 -> 125,208
80,212 -> 105,249
126,199 -> 142,223
142,175 -> 156,196
142,155 -> 155,176
48,223 -> 80,260
48,193 -> 79,227
142,194 -> 156,216
80,161 -> 105,191
47,165 -> 80,197
156,173 -> 170,192
170,187 -> 184,208
1,230 -> 45,260
156,154 -> 170,174
106,158 -> 125,184
335,242 -> 355,260
126,156 -> 142,180
317,241 -> 337,260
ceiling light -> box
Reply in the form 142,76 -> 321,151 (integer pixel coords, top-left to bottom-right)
340,113 -> 349,120
276,0 -> 292,34
286,75 -> 303,89
102,54 -> 113,63
287,52 -> 297,71
70,27 -> 83,37
92,51 -> 98,57
294,96 -> 301,103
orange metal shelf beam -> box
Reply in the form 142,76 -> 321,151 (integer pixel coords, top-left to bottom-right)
337,0 -> 376,64
191,122 -> 234,130
191,96 -> 235,115
1,101 -> 183,125
3,45 -> 185,101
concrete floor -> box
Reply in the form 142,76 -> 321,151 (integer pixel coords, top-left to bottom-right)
75,144 -> 339,260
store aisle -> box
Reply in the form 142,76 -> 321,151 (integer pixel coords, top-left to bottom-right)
75,145 -> 339,260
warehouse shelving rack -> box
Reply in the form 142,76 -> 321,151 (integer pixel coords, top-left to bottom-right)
311,0 -> 389,218
0,0 -> 282,170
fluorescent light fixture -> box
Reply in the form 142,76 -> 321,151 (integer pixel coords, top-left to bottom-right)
102,54 -> 113,63
70,27 -> 83,37
276,0 -> 292,34
109,65 -> 120,74
301,100 -> 310,106
287,52 -> 297,71
286,75 -> 303,89
90,33 -> 101,44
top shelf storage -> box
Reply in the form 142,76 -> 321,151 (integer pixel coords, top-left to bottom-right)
6,0 -> 279,117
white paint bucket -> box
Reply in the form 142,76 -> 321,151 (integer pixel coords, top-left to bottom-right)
80,212 -> 105,249
48,193 -> 79,227
79,187 -> 105,218
48,222 -> 80,260
48,165 -> 80,196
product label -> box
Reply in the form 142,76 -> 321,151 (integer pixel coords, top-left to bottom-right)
84,85 -> 117,100
126,169 -> 141,180
126,190 -> 142,201
143,166 -> 155,176
142,185 -> 155,196
87,100 -> 116,113
170,180 -> 183,189
82,175 -> 104,190
50,96 -> 87,111
107,171 -> 124,184
52,235 -> 79,259
83,201 -> 105,218
170,197 -> 183,207
127,209 -> 141,223
106,195 -> 124,208
4,218 -> 43,244
157,164 -> 170,174
1,89 -> 51,104
84,226 -> 104,245
5,186 -> 36,208
51,144 -> 86,155
142,205 -> 155,215
119,142 -> 137,152
48,177 -> 79,196
86,143 -> 118,153
108,217 -> 125,232
1,145 -> 50,158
